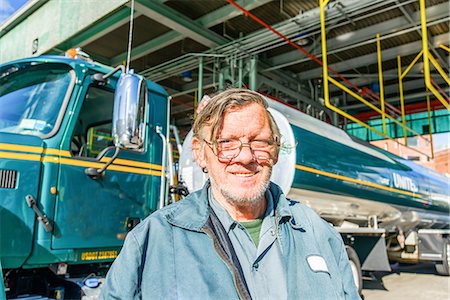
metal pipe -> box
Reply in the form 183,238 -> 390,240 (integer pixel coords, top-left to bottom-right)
197,57 -> 203,103
426,89 -> 435,159
238,57 -> 243,88
264,17 -> 449,72
401,50 -> 423,79
156,125 -> 167,209
420,0 -> 450,111
376,34 -> 386,136
219,69 -> 225,91
140,0 -> 409,81
249,56 -> 257,90
397,56 -> 408,146
167,142 -> 174,206
428,55 -> 450,86
170,125 -> 184,156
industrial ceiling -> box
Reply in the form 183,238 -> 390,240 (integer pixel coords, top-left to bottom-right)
2,0 -> 449,135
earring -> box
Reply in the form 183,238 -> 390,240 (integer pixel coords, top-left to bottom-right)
202,167 -> 208,173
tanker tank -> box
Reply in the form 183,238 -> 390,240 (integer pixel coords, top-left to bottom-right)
180,96 -> 450,234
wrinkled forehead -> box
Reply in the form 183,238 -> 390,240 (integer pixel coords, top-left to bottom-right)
216,104 -> 271,135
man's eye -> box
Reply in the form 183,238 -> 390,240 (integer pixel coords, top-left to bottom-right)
218,139 -> 232,145
217,139 -> 237,149
251,140 -> 271,148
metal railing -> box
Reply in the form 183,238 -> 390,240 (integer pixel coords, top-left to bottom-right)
319,0 -> 447,159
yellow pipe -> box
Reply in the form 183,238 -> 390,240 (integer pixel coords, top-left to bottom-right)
320,0 -> 330,111
329,77 -> 381,112
439,44 -> 450,52
420,0 -> 433,96
429,54 -> 450,86
331,77 -> 425,138
401,50 -> 423,79
397,56 -> 408,146
88,127 -> 95,154
320,0 -> 431,158
428,84 -> 450,110
395,139 -> 433,157
426,88 -> 435,159
419,0 -> 450,111
376,34 -> 386,135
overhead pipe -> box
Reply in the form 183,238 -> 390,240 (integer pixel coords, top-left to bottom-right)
139,0 -> 446,86
197,57 -> 203,103
225,0 -> 401,117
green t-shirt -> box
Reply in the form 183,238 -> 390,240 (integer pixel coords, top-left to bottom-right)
240,218 -> 263,247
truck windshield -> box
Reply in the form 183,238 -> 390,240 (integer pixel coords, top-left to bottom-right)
0,62 -> 74,138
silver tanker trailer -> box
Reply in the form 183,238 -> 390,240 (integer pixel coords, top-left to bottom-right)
180,95 -> 450,293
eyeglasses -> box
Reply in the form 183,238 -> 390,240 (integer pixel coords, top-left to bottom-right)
203,138 -> 278,162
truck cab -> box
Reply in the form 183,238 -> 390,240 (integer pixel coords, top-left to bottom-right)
0,54 -> 168,298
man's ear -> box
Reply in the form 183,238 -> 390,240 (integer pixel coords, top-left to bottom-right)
272,152 -> 279,166
192,137 -> 207,168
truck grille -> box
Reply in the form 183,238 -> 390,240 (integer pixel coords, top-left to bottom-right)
0,169 -> 17,189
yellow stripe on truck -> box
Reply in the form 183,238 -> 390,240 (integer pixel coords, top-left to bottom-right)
0,143 -> 43,154
0,145 -> 162,176
295,164 -> 422,198
0,151 -> 42,161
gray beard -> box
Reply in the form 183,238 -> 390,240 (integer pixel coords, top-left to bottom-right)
210,167 -> 272,207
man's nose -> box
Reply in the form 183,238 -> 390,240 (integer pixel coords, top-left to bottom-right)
234,144 -> 255,163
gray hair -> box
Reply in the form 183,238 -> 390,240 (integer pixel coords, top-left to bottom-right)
192,88 -> 280,146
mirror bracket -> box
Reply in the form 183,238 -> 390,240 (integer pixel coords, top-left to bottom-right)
85,146 -> 120,179
91,65 -> 125,85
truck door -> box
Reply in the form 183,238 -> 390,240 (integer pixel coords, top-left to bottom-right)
0,134 -> 43,268
51,76 -> 154,250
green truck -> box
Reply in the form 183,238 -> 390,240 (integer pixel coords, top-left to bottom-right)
0,53 -> 170,298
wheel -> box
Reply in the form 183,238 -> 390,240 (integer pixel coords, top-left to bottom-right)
435,239 -> 450,276
346,246 -> 363,296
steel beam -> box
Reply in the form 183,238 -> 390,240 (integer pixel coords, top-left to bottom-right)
340,77 -> 447,110
57,7 -> 139,50
111,0 -> 271,65
267,2 -> 450,71
295,32 -> 449,81
133,0 -> 226,47
395,0 -> 447,71
257,75 -> 319,108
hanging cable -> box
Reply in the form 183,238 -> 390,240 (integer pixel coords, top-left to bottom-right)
126,0 -> 135,73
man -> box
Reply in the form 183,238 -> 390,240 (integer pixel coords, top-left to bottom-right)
101,89 -> 360,299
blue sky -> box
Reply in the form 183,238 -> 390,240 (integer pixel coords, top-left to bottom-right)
0,0 -> 29,24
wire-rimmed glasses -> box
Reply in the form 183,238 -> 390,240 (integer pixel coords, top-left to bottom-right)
203,138 -> 278,162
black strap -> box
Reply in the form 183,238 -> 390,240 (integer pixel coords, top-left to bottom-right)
203,208 -> 252,300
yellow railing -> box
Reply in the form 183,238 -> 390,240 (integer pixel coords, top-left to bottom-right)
420,0 -> 450,111
397,52 -> 436,158
319,0 -> 441,159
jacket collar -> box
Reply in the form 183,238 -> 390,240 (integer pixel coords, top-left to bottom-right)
163,180 -> 292,231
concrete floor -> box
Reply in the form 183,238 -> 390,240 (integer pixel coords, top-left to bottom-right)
362,263 -> 450,300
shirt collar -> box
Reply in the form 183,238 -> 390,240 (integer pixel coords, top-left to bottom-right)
208,188 -> 236,233
208,184 -> 284,233
268,182 -> 292,220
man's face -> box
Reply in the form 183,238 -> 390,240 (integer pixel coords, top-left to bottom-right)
193,103 -> 278,205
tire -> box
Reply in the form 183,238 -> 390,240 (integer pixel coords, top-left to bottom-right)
435,239 -> 450,276
346,246 -> 363,296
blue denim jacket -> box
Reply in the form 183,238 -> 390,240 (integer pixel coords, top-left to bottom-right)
100,182 -> 360,299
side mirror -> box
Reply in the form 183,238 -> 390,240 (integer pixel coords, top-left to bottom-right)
112,72 -> 147,150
